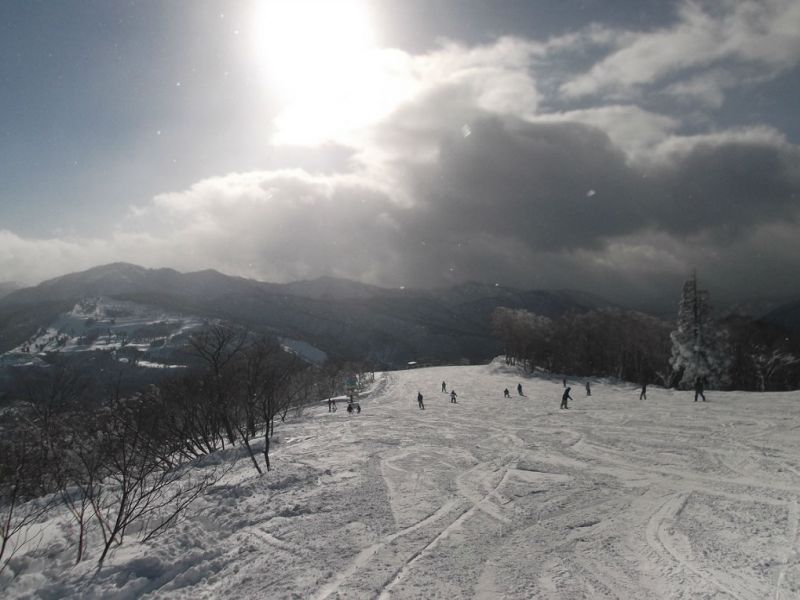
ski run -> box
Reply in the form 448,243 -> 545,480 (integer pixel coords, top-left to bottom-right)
5,358 -> 800,599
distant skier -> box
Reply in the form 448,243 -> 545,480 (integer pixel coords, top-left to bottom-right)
694,377 -> 706,402
585,381 -> 591,397
562,377 -> 567,388
504,388 -> 511,398
347,402 -> 353,414
450,390 -> 457,403
560,387 -> 572,409
640,382 -> 647,400
442,381 -> 447,393
418,391 -> 425,410
327,398 -> 333,412
517,383 -> 523,396
331,398 -> 337,412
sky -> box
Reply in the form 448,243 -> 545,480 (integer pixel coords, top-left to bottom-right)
1,0 -> 799,310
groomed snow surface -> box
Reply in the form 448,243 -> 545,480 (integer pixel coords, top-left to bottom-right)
5,359 -> 800,599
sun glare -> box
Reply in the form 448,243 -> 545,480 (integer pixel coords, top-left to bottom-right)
252,0 -> 412,145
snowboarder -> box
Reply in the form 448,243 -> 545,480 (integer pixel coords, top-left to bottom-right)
517,383 -> 523,396
450,390 -> 457,403
640,382 -> 647,400
441,381 -> 447,393
694,377 -> 706,402
504,388 -> 511,398
585,381 -> 591,396
560,387 -> 572,409
418,391 -> 425,410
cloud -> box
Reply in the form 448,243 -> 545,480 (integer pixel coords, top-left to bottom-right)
560,0 -> 800,102
662,71 -> 732,108
271,37 -> 542,149
3,33 -> 799,309
530,105 -> 679,158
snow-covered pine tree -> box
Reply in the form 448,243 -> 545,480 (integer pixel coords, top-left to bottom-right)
669,272 -> 730,389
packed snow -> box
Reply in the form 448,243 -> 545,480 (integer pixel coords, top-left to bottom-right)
4,359 -> 800,599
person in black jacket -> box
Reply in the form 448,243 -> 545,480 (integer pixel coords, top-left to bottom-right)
418,391 -> 425,410
560,387 -> 572,409
694,377 -> 706,402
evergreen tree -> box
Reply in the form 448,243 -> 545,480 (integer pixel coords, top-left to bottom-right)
669,272 -> 729,388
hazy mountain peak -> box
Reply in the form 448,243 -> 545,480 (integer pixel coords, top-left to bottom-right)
281,276 -> 390,300
1,263 -> 182,305
0,281 -> 23,300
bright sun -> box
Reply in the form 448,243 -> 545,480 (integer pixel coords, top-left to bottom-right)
253,0 -> 374,98
252,0 -> 411,145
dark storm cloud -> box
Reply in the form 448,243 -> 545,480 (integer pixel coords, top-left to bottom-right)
402,117 -> 638,251
651,134 -> 800,239
379,114 -> 800,285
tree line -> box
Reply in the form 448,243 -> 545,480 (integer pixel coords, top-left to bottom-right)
0,324 -> 372,572
492,273 -> 800,391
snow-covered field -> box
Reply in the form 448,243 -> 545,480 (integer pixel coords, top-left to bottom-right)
5,360 -> 800,599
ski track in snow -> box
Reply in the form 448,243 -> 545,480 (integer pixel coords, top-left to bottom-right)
775,499 -> 800,600
376,459 -> 516,599
6,361 -> 800,599
644,492 -> 753,600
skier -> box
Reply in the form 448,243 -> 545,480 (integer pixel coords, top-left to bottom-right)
347,402 -> 353,414
694,377 -> 706,402
450,390 -> 457,403
640,382 -> 647,400
504,388 -> 511,398
327,398 -> 333,412
517,383 -> 523,396
585,381 -> 591,396
560,387 -> 572,409
562,377 -> 567,388
331,398 -> 337,412
441,381 -> 447,393
418,391 -> 425,410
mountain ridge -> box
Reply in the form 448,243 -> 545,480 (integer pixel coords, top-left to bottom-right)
0,263 -> 620,366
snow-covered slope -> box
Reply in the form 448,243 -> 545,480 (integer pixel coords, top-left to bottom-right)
5,360 -> 800,599
1,296 -> 204,368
